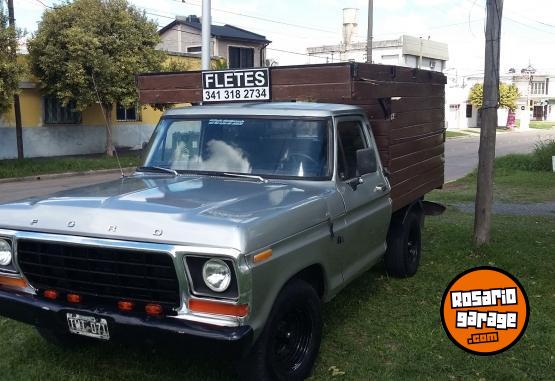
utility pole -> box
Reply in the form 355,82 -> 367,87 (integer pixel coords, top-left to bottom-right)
473,0 -> 503,247
7,0 -> 23,159
201,0 -> 211,70
366,0 -> 373,63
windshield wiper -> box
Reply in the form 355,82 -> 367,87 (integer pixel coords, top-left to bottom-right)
137,166 -> 179,176
222,172 -> 267,183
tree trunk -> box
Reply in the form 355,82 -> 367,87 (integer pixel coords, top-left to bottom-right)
104,104 -> 115,157
473,0 -> 503,247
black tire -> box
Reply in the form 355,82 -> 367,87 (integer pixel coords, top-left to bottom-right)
36,327 -> 91,348
237,279 -> 322,381
385,210 -> 422,277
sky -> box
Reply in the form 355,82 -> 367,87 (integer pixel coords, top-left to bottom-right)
9,0 -> 555,77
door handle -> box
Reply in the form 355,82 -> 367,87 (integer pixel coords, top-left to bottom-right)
374,184 -> 387,192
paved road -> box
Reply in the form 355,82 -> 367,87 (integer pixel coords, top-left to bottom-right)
0,128 -> 554,204
445,128 -> 555,182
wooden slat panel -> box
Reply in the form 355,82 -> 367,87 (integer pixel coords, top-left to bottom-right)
140,89 -> 202,104
391,164 -> 444,198
390,154 -> 444,186
392,174 -> 444,211
390,122 -> 445,143
391,96 -> 444,113
390,132 -> 444,157
355,63 -> 447,85
271,64 -> 351,85
390,144 -> 444,172
271,83 -> 352,101
138,73 -> 202,90
391,109 -> 444,127
369,120 -> 391,137
353,81 -> 444,100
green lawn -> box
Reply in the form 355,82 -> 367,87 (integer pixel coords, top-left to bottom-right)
515,120 -> 555,130
530,121 -> 555,130
0,152 -> 142,179
0,162 -> 554,380
445,130 -> 468,139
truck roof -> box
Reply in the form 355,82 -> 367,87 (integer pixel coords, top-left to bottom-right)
163,102 -> 363,118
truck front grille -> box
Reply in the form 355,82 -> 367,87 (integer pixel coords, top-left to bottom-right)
17,239 -> 181,312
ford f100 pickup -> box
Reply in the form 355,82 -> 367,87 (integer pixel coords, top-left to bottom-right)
0,63 -> 446,381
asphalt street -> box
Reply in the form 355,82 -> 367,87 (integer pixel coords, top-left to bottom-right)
0,128 -> 554,204
445,128 -> 555,182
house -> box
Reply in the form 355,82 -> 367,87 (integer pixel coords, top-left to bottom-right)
445,65 -> 554,130
306,8 -> 449,72
0,53 -> 208,160
158,15 -> 271,69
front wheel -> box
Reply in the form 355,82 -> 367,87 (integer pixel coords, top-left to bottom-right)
237,279 -> 322,381
385,210 -> 423,277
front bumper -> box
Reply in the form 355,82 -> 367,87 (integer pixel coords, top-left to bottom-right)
0,288 -> 253,354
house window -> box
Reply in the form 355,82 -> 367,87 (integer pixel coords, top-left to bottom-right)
116,103 -> 138,121
186,46 -> 202,54
229,46 -> 255,69
531,81 -> 546,95
466,104 -> 473,118
43,96 -> 81,124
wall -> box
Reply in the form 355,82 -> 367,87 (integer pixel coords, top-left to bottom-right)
0,98 -> 164,160
0,123 -> 156,160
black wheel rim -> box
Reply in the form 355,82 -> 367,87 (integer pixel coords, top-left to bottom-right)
270,304 -> 314,375
407,224 -> 420,264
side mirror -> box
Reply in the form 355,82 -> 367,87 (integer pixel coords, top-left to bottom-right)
356,148 -> 377,176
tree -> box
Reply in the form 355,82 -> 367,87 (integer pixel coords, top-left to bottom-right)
473,0 -> 503,247
468,82 -> 519,111
0,2 -> 22,115
28,0 -> 163,156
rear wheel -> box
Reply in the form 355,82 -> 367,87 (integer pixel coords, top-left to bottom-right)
237,279 -> 322,381
385,210 -> 422,277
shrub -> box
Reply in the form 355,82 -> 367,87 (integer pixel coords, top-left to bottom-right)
495,139 -> 555,172
533,139 -> 555,171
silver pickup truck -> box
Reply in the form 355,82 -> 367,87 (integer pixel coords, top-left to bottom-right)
0,102 -> 431,381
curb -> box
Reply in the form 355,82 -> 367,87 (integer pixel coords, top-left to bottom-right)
0,167 -> 136,184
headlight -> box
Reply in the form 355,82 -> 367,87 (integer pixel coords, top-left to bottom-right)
0,240 -> 12,267
202,259 -> 231,292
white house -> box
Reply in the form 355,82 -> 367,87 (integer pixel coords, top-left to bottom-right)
307,8 -> 449,72
445,66 -> 554,130
158,15 -> 271,68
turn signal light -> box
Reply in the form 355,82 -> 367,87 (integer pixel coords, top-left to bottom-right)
0,275 -> 29,290
67,293 -> 82,303
43,289 -> 59,300
188,299 -> 249,317
253,249 -> 272,263
118,300 -> 135,312
145,303 -> 163,316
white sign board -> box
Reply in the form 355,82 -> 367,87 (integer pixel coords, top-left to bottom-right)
202,68 -> 270,103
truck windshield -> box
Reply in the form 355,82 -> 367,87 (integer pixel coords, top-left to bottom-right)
142,117 -> 331,179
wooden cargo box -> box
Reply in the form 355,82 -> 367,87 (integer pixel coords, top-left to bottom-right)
137,62 -> 446,211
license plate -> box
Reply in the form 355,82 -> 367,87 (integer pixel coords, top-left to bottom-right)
66,313 -> 110,340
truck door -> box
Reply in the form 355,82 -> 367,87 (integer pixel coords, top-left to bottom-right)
334,116 -> 392,283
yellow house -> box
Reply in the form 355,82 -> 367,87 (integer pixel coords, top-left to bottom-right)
0,53 -> 222,159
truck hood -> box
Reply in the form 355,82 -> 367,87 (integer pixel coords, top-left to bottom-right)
0,175 -> 336,253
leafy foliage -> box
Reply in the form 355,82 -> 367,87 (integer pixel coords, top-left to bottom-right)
0,3 -> 23,115
468,82 -> 520,111
27,0 -> 163,154
28,0 -> 163,110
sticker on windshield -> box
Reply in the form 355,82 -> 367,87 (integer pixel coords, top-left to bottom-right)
208,119 -> 245,126
440,266 -> 529,355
